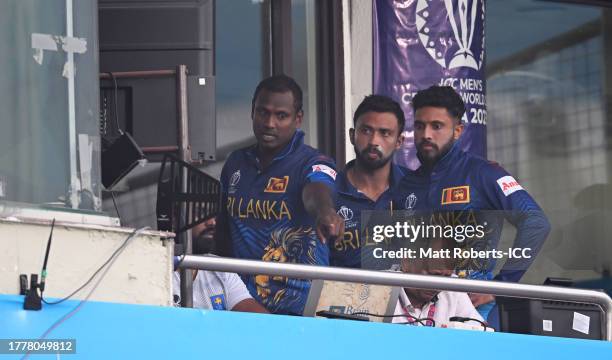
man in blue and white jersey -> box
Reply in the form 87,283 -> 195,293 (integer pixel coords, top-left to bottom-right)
215,75 -> 344,315
397,85 -> 551,321
332,95 -> 409,268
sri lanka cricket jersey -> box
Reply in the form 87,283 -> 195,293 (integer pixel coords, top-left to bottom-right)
219,130 -> 336,314
396,143 -> 550,282
331,160 -> 410,268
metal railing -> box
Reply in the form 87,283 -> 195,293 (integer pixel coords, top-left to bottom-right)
179,255 -> 612,341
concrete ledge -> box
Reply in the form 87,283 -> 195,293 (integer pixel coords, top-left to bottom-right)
0,219 -> 174,306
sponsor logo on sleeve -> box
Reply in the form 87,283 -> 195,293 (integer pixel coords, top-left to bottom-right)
311,164 -> 337,180
264,176 -> 290,193
441,186 -> 470,205
497,176 -> 523,196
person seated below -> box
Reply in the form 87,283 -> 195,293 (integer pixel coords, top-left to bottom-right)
173,218 -> 268,313
392,237 -> 484,327
173,268 -> 268,313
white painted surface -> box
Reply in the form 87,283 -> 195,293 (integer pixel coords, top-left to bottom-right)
0,201 -> 120,227
344,0 -> 373,163
0,219 -> 174,306
342,0 -> 354,163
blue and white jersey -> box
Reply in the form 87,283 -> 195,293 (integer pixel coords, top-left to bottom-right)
331,160 -> 410,268
218,130 -> 336,315
396,143 -> 550,282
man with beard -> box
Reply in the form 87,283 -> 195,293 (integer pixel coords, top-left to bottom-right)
398,85 -> 550,323
331,95 -> 409,268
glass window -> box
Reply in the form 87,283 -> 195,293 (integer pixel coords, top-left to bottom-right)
292,0 -> 319,148
487,1 -> 611,283
0,0 -> 101,212
213,0 -> 265,177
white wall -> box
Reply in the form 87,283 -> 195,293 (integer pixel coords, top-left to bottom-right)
344,0 -> 373,162
0,218 -> 173,306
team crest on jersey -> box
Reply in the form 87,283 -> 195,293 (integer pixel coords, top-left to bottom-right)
264,176 -> 290,193
210,294 -> 226,310
441,186 -> 470,205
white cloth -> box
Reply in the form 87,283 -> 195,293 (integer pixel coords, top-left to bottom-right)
393,288 -> 484,327
173,270 -> 252,310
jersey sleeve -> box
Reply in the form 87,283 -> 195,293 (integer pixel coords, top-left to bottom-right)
302,154 -> 337,191
477,162 -> 551,282
478,161 -> 541,212
218,271 -> 254,310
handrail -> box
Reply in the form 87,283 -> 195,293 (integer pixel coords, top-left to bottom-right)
179,255 -> 612,341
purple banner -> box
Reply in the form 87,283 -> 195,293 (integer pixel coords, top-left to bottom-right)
374,0 -> 487,169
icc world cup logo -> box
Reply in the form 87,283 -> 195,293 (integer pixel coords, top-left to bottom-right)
405,193 -> 417,210
415,0 -> 485,70
337,206 -> 354,221
230,170 -> 241,187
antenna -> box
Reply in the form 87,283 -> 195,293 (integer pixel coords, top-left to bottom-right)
40,218 -> 55,292
22,218 -> 55,310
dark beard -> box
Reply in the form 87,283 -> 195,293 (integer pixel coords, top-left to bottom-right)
416,137 -> 455,169
354,145 -> 393,170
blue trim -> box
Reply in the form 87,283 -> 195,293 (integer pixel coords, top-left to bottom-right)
273,130 -> 305,161
306,172 -> 336,190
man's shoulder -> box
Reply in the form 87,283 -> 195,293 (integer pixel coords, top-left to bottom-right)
392,163 -> 413,177
457,150 -> 489,168
295,143 -> 335,164
220,146 -> 256,181
436,290 -> 475,310
458,151 -> 509,180
225,145 -> 255,164
437,290 -> 470,301
437,290 -> 483,321
194,268 -> 239,288
397,165 -> 426,185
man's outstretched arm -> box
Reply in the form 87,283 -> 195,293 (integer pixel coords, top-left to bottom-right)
302,182 -> 344,244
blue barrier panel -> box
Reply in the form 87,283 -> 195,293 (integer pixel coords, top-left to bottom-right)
1,294 -> 611,359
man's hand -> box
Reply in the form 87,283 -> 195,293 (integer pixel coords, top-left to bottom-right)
468,293 -> 495,307
232,298 -> 269,314
315,207 -> 345,244
302,182 -> 342,244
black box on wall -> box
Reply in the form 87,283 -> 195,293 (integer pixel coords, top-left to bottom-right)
98,0 -> 215,162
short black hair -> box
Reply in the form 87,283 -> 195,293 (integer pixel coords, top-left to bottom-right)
353,95 -> 406,134
412,85 -> 465,123
251,74 -> 303,114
